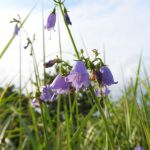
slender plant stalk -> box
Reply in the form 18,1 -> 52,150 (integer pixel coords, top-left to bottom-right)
42,0 -> 46,84
57,2 -> 115,149
58,2 -> 80,59
18,29 -> 23,149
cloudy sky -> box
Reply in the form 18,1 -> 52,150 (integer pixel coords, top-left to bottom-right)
0,0 -> 150,97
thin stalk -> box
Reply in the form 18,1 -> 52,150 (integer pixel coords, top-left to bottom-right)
40,103 -> 50,150
56,95 -> 61,150
89,85 -> 116,150
57,2 -> 115,149
58,9 -> 62,60
64,97 -> 71,150
18,30 -> 23,150
31,46 -> 41,87
42,0 -> 46,84
18,30 -> 22,111
58,2 -> 80,59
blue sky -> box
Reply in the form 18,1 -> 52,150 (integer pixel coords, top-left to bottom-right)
0,0 -> 150,97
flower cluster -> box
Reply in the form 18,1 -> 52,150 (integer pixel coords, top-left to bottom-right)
31,6 -> 117,105
35,60 -> 90,102
33,54 -> 117,103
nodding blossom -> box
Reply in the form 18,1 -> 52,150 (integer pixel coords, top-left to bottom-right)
100,66 -> 118,86
44,59 -> 57,68
40,85 -> 55,102
50,74 -> 69,94
46,8 -> 56,31
135,146 -> 144,150
14,24 -> 19,35
65,61 -> 90,91
64,8 -> 72,25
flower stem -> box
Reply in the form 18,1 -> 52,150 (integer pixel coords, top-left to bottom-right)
57,1 -> 115,149
58,2 -> 80,59
89,85 -> 116,150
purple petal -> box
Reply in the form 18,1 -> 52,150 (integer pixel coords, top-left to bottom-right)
71,61 -> 88,74
64,12 -> 72,25
14,24 -> 19,35
100,66 -> 118,86
50,74 -> 69,94
46,12 -> 56,31
40,85 -> 54,101
66,63 -> 90,92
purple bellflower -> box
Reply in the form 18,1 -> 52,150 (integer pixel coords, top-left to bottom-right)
135,146 -> 144,150
50,74 -> 69,94
100,66 -> 118,86
64,12 -> 72,25
64,8 -> 72,25
46,8 -> 56,31
14,24 -> 19,35
65,61 -> 90,91
40,85 -> 55,102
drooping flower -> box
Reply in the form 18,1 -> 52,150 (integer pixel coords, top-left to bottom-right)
40,85 -> 55,102
14,24 -> 19,35
65,61 -> 90,91
50,74 -> 69,94
135,146 -> 144,150
44,59 -> 57,68
64,8 -> 72,25
100,66 -> 118,86
46,8 -> 56,31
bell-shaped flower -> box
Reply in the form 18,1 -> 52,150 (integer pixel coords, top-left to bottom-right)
65,61 -> 90,91
46,8 -> 56,31
14,24 -> 19,35
50,74 -> 69,94
100,66 -> 118,86
40,85 -> 55,102
64,8 -> 72,25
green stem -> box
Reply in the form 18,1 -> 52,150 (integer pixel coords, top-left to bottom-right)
42,0 -> 46,84
57,1 -> 115,149
89,85 -> 116,150
58,2 -> 80,59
